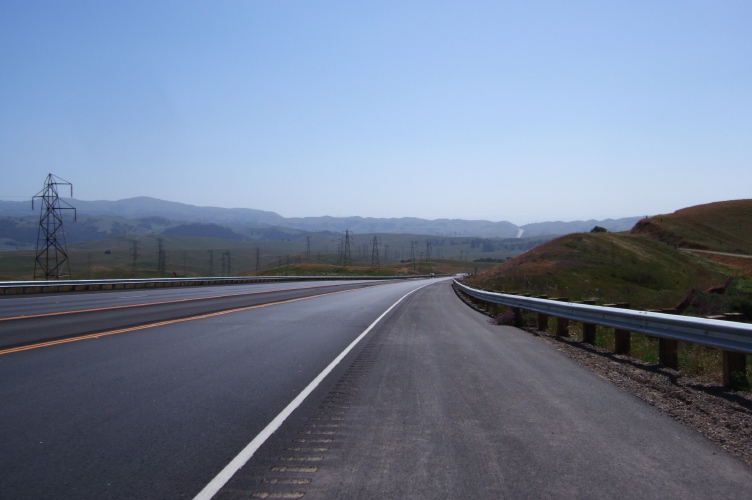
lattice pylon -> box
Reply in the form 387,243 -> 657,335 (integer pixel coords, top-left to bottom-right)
33,174 -> 76,280
343,230 -> 352,266
371,236 -> 381,268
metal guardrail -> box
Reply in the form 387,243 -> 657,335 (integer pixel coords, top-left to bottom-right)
0,275 -> 435,296
455,280 -> 752,355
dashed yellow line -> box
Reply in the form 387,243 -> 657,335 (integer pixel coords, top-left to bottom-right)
0,287 -> 361,356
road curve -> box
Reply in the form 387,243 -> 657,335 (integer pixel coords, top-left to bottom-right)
2,278 -> 751,499
214,280 -> 752,499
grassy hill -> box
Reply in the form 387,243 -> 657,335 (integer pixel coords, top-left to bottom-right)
467,232 -> 730,309
467,199 -> 752,312
630,199 -> 752,254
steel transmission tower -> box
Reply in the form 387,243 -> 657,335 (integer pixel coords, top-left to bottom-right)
371,236 -> 381,268
33,174 -> 77,280
342,230 -> 352,266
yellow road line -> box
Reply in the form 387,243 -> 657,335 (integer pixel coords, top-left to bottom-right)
0,287 -> 361,356
0,282 -> 360,322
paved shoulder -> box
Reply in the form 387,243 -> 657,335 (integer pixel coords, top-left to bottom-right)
218,281 -> 752,499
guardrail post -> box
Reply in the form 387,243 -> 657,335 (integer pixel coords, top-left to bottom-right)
717,314 -> 749,389
579,299 -> 596,343
658,339 -> 679,369
657,308 -> 679,369
554,298 -> 569,337
512,307 -> 522,327
605,303 -> 631,354
723,351 -> 747,390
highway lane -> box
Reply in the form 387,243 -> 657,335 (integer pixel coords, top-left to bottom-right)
0,280 -> 398,348
0,278 -> 438,499
216,281 -> 752,499
0,279 -> 383,319
4,277 -> 752,499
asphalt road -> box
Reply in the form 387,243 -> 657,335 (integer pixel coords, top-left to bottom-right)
216,281 -> 752,499
0,280 -> 388,348
0,279 -> 383,319
0,278 -> 433,499
2,278 -> 751,499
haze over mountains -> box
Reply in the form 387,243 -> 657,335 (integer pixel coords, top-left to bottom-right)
0,197 -> 642,249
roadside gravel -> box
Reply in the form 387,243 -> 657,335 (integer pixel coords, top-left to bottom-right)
455,287 -> 752,468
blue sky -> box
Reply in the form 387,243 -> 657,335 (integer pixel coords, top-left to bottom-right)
1,1 -> 750,224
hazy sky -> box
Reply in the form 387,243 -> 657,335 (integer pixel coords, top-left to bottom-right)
1,1 -> 750,224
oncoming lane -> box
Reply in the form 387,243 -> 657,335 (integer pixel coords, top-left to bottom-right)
0,279 -> 382,319
0,280 -> 399,349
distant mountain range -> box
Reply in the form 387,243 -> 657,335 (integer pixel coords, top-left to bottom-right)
0,196 -> 642,249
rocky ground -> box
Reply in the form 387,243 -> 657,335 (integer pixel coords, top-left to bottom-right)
455,287 -> 752,468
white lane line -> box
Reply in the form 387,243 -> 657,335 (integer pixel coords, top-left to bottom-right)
192,281 -> 433,500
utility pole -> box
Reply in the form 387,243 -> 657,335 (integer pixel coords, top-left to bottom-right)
255,248 -> 261,273
306,236 -> 311,261
32,174 -> 76,280
410,241 -> 416,271
208,250 -> 214,276
371,236 -> 381,268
